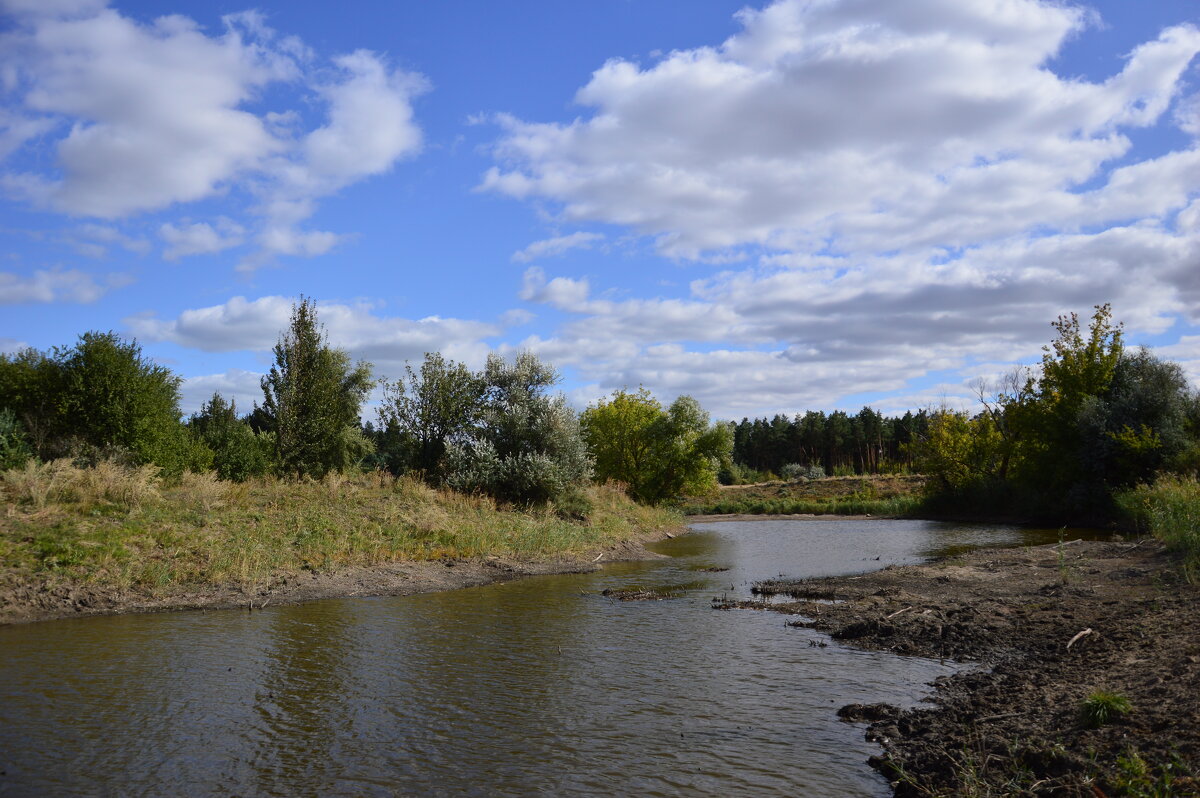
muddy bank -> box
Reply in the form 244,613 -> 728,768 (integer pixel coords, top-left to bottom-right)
0,532 -> 674,626
734,539 -> 1200,795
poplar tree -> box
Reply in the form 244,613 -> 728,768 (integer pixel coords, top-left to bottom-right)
258,298 -> 374,478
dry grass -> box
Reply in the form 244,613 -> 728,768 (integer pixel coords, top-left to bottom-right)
1,463 -> 681,594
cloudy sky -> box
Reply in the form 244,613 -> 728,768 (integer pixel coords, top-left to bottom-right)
3,0 -> 1200,420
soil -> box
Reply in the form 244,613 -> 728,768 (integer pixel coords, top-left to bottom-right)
728,539 -> 1200,796
0,532 -> 675,626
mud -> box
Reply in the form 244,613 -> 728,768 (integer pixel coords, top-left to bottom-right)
0,534 -> 670,626
739,539 -> 1200,796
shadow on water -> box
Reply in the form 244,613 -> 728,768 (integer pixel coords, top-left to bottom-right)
0,518 -> 1106,797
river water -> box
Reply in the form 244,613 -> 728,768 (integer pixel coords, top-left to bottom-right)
0,519 -> 1090,797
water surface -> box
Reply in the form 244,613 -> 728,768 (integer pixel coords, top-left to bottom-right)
0,519 -> 1097,796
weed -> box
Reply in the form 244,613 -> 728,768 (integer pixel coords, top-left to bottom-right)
1080,691 -> 1132,729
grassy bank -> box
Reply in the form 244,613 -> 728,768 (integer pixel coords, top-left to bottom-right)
0,460 -> 681,595
1117,474 -> 1200,582
681,474 -> 927,517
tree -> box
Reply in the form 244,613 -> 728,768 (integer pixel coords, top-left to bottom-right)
258,298 -> 375,478
376,352 -> 484,477
444,352 -> 590,506
187,393 -> 270,481
582,389 -> 733,504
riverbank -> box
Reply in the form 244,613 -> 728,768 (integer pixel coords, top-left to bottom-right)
739,539 -> 1200,795
0,463 -> 682,625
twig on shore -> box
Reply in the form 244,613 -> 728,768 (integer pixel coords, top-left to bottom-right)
885,606 -> 912,620
1066,628 -> 1093,650
593,552 -> 605,562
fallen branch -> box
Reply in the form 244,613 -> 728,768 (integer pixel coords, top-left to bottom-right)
885,606 -> 912,620
593,552 -> 605,562
1066,628 -> 1093,650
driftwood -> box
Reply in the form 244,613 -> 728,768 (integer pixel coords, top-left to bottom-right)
1066,628 -> 1093,650
885,606 -> 913,620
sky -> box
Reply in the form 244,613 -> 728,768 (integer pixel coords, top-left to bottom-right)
3,0 -> 1200,422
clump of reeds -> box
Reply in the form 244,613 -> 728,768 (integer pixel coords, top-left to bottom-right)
1116,475 -> 1200,581
1,459 -> 160,511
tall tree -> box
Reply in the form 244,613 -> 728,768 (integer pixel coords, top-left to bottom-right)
259,298 -> 375,478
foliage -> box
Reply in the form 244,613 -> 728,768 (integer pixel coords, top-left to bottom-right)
258,298 -> 375,478
0,332 -> 206,476
187,394 -> 271,482
581,389 -> 733,504
0,408 -> 33,471
730,407 -> 928,477
1116,475 -> 1200,581
443,352 -> 591,506
1080,690 -> 1132,729
375,352 -> 484,477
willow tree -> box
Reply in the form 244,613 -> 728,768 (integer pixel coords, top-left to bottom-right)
258,298 -> 374,478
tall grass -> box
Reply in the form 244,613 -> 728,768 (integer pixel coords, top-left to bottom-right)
684,494 -> 925,517
1,462 -> 681,593
1115,475 -> 1200,581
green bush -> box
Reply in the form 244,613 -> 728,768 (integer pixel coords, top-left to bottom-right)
0,408 -> 33,470
1116,475 -> 1200,581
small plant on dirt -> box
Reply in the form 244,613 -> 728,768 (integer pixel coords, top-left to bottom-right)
1080,691 -> 1132,728
1111,748 -> 1195,797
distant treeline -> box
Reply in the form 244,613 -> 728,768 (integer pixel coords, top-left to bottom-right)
728,408 -> 930,481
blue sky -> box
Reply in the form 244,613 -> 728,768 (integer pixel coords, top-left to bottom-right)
3,0 -> 1200,421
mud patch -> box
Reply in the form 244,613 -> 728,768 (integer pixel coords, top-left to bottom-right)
749,540 -> 1200,795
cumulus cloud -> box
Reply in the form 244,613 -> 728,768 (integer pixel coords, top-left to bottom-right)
178,367 -> 264,416
511,231 -> 603,263
127,295 -> 500,378
0,266 -> 126,304
0,2 -> 425,268
483,0 -> 1200,260
484,0 -> 1200,415
159,219 -> 245,260
0,336 -> 30,354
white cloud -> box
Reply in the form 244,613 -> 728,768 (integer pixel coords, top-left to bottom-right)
127,295 -> 501,378
178,368 -> 263,416
0,3 -> 425,268
0,266 -> 126,303
0,336 -> 30,354
159,219 -> 245,260
482,0 -> 1200,260
67,222 -> 150,258
511,231 -> 603,262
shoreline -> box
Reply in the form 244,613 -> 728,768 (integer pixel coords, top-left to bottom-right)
0,526 -> 680,626
733,538 -> 1200,795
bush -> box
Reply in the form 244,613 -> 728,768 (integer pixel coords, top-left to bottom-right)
0,408 -> 33,471
1116,475 -> 1200,581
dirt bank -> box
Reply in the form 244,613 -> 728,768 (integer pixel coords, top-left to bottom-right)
733,539 -> 1200,796
0,532 -> 675,626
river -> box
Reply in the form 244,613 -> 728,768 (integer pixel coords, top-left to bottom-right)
0,519 -> 1090,797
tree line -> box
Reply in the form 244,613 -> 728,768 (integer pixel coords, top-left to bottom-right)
0,298 -> 733,510
728,407 -> 931,481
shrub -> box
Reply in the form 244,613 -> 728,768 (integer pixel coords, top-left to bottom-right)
1116,475 -> 1200,581
0,408 -> 33,471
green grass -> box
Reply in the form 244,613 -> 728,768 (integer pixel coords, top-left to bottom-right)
683,494 -> 926,517
1,462 -> 681,593
1080,690 -> 1133,729
1116,475 -> 1200,582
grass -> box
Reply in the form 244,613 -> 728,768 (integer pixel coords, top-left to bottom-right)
680,474 -> 927,516
1,461 -> 681,594
1080,690 -> 1132,729
1116,475 -> 1200,582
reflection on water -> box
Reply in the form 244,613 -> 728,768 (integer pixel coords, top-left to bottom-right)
0,519 -> 1102,797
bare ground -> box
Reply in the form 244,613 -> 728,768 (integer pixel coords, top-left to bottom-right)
0,533 -> 674,626
727,539 -> 1200,796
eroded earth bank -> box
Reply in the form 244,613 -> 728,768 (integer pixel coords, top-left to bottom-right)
733,539 -> 1199,796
